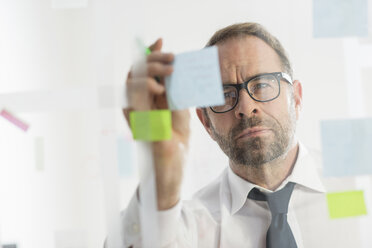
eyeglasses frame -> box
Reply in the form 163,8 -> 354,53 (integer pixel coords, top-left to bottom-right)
210,72 -> 293,114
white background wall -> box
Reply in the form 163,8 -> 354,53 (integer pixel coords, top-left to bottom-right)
1,0 -> 372,247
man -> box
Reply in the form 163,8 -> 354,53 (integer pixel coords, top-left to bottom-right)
122,23 -> 363,247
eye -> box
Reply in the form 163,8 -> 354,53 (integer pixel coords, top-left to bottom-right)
224,91 -> 237,98
223,86 -> 237,98
249,77 -> 276,94
254,82 -> 270,90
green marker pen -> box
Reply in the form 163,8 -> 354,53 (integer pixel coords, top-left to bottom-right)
145,47 -> 152,55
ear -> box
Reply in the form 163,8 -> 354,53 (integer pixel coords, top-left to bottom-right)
196,108 -> 216,140
292,80 -> 303,120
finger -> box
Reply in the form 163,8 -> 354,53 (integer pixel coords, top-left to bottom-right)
149,38 -> 163,52
147,52 -> 174,64
127,77 -> 165,96
146,77 -> 166,93
127,77 -> 166,110
147,62 -> 173,78
153,92 -> 168,109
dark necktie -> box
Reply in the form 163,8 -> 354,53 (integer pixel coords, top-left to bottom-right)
248,182 -> 297,248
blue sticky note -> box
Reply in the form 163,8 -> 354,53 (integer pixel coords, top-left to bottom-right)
117,137 -> 134,177
313,0 -> 368,38
165,46 -> 224,110
321,118 -> 372,177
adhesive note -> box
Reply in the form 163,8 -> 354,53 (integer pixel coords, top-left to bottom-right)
117,137 -> 133,177
0,109 -> 29,132
313,0 -> 368,38
327,190 -> 367,219
34,137 -> 44,171
321,118 -> 372,177
130,110 -> 171,141
165,46 -> 224,110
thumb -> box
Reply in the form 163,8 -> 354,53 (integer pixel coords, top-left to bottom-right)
149,38 -> 163,52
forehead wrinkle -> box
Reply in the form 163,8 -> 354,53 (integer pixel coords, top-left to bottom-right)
221,62 -> 237,84
222,57 -> 264,83
236,66 -> 245,84
221,63 -> 249,84
218,36 -> 283,84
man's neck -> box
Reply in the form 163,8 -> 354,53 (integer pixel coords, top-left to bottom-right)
230,142 -> 299,191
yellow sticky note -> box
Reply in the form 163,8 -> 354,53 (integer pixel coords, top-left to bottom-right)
326,190 -> 367,219
130,110 -> 172,141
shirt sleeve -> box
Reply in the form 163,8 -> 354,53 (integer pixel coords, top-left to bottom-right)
122,190 -> 198,248
122,191 -> 142,247
122,187 -> 220,248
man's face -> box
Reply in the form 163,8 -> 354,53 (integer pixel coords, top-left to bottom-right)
202,36 -> 301,167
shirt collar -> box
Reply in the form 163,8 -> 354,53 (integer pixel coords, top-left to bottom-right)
227,142 -> 326,215
227,166 -> 256,215
287,142 -> 326,193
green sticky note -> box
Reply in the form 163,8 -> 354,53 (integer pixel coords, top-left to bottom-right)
326,190 -> 367,219
130,110 -> 172,141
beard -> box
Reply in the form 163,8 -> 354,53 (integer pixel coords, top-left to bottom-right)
210,104 -> 296,167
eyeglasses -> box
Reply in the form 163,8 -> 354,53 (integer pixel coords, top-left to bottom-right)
210,72 -> 293,113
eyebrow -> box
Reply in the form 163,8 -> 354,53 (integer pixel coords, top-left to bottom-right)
222,72 -> 271,85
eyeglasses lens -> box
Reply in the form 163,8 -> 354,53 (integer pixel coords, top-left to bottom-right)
211,74 -> 279,113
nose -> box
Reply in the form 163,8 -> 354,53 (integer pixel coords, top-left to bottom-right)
233,90 -> 259,119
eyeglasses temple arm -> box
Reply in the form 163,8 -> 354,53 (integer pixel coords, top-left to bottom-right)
281,72 -> 293,85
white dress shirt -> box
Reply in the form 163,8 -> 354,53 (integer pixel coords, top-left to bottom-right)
122,143 -> 367,247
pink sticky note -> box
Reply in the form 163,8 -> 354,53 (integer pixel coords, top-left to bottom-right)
0,109 -> 29,132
